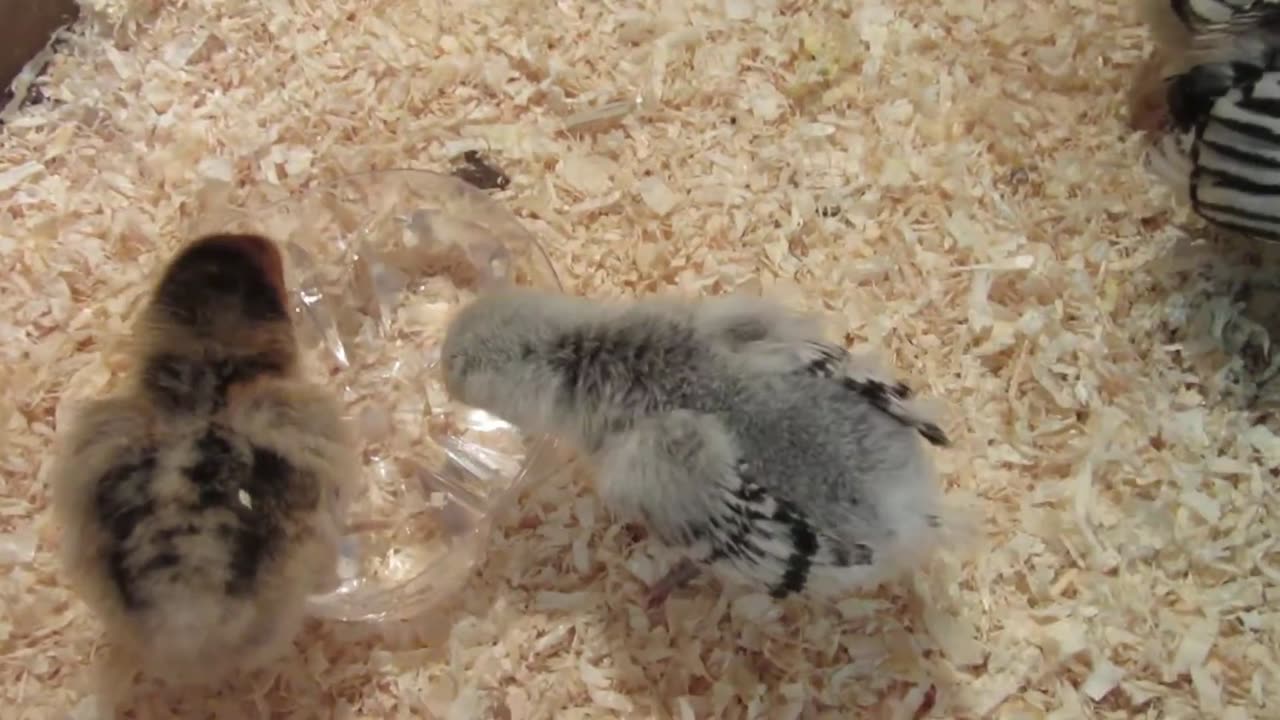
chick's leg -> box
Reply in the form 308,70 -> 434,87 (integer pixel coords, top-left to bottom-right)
1209,291 -> 1268,357
1209,277 -> 1280,390
645,557 -> 703,609
596,411 -> 740,608
1245,275 -> 1280,388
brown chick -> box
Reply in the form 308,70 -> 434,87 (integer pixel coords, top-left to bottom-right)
48,233 -> 360,686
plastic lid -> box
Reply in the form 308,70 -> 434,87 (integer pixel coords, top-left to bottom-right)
207,169 -> 563,623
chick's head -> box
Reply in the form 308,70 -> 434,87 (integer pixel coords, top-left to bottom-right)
440,288 -> 582,429
140,233 -> 298,369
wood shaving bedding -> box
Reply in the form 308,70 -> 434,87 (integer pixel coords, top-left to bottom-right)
0,0 -> 1276,717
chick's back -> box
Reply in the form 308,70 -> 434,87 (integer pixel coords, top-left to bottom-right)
551,304 -> 937,530
718,371 -> 939,546
60,383 -> 348,683
95,406 -> 314,618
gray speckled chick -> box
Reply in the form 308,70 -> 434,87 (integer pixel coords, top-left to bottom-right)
441,287 -> 954,606
48,234 -> 359,685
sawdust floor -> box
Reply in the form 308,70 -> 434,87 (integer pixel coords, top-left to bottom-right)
1,0 -> 1277,718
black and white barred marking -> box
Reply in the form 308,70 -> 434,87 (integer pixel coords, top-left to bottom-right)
684,466 -> 874,599
1170,0 -> 1280,29
672,349 -> 947,599
793,340 -> 951,447
92,424 -> 301,611
1163,58 -> 1280,242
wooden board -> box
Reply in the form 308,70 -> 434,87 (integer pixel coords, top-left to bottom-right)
0,0 -> 78,104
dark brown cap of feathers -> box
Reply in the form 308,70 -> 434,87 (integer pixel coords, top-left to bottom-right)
136,234 -> 300,408
151,233 -> 290,327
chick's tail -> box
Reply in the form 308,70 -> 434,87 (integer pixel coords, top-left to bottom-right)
871,447 -> 982,574
133,591 -> 298,682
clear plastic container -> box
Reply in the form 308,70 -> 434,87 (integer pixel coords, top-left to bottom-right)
205,169 -> 564,623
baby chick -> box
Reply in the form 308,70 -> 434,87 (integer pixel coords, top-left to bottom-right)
440,288 -> 954,607
48,233 -> 359,685
1131,0 -> 1280,385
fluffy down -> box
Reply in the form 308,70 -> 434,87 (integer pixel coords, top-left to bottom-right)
48,234 -> 359,686
1131,0 -> 1280,389
442,288 -> 958,605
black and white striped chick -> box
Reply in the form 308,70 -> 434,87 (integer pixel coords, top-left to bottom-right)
440,288 -> 956,607
48,234 -> 358,686
1134,0 -> 1280,237
1131,0 -> 1280,377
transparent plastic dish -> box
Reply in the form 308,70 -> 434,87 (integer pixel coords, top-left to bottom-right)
208,169 -> 564,623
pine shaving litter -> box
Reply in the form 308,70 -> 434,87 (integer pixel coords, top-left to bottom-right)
0,0 -> 1277,718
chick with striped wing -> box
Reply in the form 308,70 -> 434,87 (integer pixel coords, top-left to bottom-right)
440,288 -> 956,607
1131,0 -> 1280,385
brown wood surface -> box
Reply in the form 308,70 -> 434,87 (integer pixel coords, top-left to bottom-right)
0,0 -> 79,95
